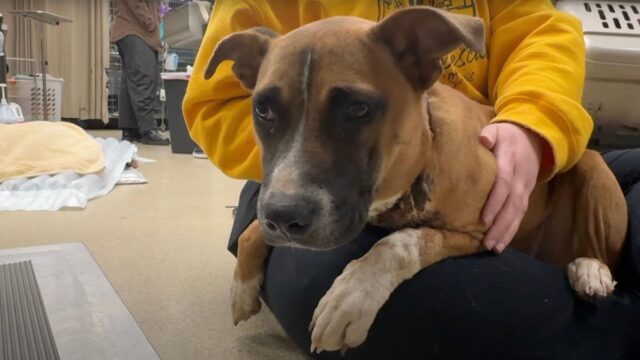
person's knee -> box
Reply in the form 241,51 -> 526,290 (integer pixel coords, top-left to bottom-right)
603,149 -> 640,191
618,181 -> 640,286
228,181 -> 261,256
259,226 -> 390,352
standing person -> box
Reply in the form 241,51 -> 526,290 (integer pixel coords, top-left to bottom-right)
110,0 -> 169,145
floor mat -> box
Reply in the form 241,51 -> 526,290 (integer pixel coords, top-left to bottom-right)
0,260 -> 60,360
0,244 -> 160,360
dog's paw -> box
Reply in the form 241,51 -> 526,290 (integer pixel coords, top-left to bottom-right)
309,261 -> 388,354
567,257 -> 616,302
230,275 -> 262,325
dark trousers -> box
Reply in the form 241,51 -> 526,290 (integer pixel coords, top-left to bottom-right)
116,35 -> 159,134
228,150 -> 640,360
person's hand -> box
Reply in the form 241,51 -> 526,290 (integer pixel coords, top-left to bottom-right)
479,122 -> 543,253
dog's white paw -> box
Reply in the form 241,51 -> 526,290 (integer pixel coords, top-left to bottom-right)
567,257 -> 616,301
230,275 -> 262,325
309,261 -> 389,354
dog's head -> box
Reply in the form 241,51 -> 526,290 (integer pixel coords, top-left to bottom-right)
205,7 -> 484,249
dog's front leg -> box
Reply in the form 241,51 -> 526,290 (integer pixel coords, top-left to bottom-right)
309,227 -> 484,354
231,219 -> 269,325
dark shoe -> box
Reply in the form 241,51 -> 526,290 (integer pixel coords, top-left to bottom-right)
192,146 -> 207,159
141,129 -> 170,145
122,128 -> 142,142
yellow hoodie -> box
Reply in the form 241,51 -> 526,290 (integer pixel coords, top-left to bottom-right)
183,0 -> 592,183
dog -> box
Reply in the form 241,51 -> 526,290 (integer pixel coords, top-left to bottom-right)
203,6 -> 628,354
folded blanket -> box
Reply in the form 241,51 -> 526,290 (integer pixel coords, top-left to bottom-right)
0,121 -> 104,182
0,137 -> 137,211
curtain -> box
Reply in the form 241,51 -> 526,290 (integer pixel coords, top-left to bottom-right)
1,0 -> 109,122
4,0 -> 39,75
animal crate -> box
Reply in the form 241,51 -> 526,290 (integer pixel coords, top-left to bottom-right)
556,0 -> 640,149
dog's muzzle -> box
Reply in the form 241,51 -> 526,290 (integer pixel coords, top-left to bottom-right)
260,191 -> 320,242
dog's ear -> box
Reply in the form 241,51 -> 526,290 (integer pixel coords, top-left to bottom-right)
204,27 -> 279,90
371,7 -> 485,91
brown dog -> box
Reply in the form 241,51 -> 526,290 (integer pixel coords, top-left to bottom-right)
204,6 -> 627,354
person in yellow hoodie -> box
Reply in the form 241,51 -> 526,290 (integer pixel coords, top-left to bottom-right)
184,1 -> 640,357
185,0 -> 591,251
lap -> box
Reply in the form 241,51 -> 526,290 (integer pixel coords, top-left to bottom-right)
603,149 -> 640,284
228,148 -> 640,359
263,239 -> 639,359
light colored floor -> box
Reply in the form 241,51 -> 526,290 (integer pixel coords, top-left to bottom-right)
0,130 -> 309,360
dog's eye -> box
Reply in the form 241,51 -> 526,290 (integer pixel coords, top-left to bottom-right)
348,101 -> 371,119
254,102 -> 274,121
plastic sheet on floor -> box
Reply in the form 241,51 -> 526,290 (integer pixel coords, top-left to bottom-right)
117,167 -> 147,185
0,138 -> 138,211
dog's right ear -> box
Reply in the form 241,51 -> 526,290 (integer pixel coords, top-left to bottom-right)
204,27 -> 279,90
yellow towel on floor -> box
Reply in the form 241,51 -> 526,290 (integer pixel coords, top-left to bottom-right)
0,121 -> 104,182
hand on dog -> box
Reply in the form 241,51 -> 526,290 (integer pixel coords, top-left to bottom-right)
479,123 -> 543,253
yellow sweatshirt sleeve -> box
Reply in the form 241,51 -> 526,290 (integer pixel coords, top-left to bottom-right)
487,0 -> 593,180
182,0 -> 268,182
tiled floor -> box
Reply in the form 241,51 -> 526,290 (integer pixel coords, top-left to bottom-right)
0,130 -> 309,360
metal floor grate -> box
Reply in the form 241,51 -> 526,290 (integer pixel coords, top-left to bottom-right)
0,261 -> 60,360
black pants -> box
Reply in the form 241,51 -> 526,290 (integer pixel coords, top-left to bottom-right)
116,35 -> 159,134
228,150 -> 640,360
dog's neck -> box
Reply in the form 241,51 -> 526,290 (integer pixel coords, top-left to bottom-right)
369,82 -> 496,232
368,92 -> 435,221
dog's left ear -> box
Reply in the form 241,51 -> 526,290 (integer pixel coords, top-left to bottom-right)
371,7 -> 485,91
204,27 -> 279,90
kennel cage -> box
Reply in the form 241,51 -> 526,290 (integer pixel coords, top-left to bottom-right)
555,0 -> 640,149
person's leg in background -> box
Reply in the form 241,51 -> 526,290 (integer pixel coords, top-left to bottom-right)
116,35 -> 169,145
116,41 -> 140,142
228,170 -> 640,360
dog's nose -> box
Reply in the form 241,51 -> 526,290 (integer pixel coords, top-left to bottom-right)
262,193 -> 317,237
